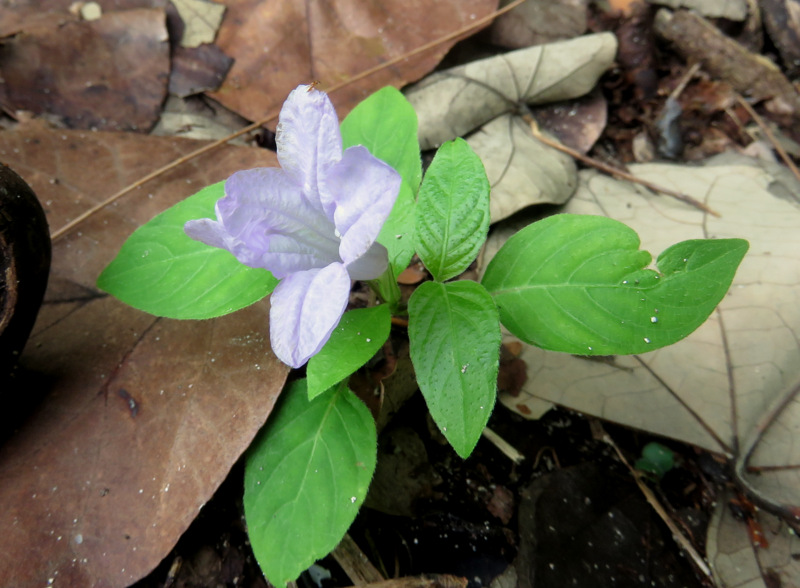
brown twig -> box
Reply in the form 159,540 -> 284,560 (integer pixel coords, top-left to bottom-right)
521,113 -> 721,217
735,93 -> 800,186
50,0 -> 528,242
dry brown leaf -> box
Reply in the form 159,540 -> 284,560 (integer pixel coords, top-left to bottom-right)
0,122 -> 289,587
0,9 -> 169,132
207,0 -> 499,122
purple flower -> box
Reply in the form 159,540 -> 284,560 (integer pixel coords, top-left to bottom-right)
185,85 -> 401,367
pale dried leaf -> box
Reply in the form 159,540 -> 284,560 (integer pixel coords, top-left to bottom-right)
406,32 -> 617,150
466,114 -> 576,223
707,491 -> 800,588
172,0 -> 225,48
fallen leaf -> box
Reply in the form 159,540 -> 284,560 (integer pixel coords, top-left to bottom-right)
466,114 -> 577,223
208,0 -> 499,123
406,32 -> 618,150
172,0 -> 226,48
0,122 -> 289,587
707,490 -> 800,588
0,9 -> 169,131
485,154 -> 800,586
529,89 -> 608,155
169,43 -> 234,97
488,0 -> 587,49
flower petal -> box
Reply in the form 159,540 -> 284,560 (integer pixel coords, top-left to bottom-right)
276,85 -> 342,214
345,242 -> 389,280
185,168 -> 341,278
269,263 -> 351,367
321,145 -> 401,266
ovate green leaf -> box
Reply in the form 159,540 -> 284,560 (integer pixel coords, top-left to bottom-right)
415,139 -> 490,282
244,380 -> 376,586
408,280 -> 500,458
481,214 -> 748,354
97,182 -> 276,319
341,86 -> 421,275
307,305 -> 392,399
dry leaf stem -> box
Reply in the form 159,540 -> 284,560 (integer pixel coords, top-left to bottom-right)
522,113 -> 721,217
51,0 -> 528,242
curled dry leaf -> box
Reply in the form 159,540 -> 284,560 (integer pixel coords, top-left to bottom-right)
208,0 -> 499,123
466,114 -> 577,223
0,122 -> 289,587
406,32 -> 618,150
486,154 -> 800,586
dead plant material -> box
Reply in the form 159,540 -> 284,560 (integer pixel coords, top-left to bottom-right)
653,9 -> 800,117
332,534 -> 384,585
523,113 -> 721,216
735,94 -> 800,186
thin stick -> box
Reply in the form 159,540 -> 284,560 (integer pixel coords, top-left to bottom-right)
597,425 -> 713,580
51,0 -> 528,242
481,427 -> 524,464
735,93 -> 800,186
521,113 -> 721,217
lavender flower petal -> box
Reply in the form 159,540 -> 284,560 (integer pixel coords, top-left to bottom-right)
277,85 -> 342,210
269,262 -> 351,367
185,85 -> 401,368
222,168 -> 340,277
321,145 -> 401,266
345,242 -> 389,280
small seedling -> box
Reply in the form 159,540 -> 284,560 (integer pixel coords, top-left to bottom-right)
98,85 -> 747,586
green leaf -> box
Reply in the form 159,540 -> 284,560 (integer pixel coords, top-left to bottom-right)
408,280 -> 500,458
244,379 -> 377,587
415,139 -> 490,282
341,86 -> 422,193
341,86 -> 421,275
481,214 -> 749,355
97,182 -> 276,319
306,305 -> 392,400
